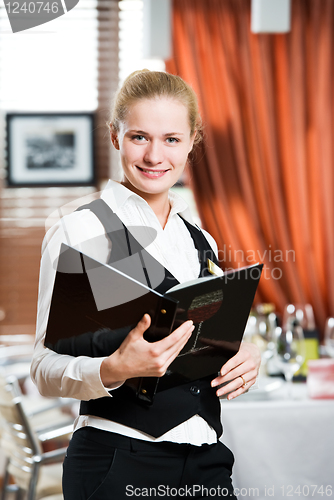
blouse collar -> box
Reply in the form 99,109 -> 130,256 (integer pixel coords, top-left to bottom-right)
101,179 -> 196,227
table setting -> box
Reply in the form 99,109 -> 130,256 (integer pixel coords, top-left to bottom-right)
219,303 -> 334,500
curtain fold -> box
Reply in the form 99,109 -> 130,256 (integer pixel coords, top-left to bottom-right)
166,0 -> 334,335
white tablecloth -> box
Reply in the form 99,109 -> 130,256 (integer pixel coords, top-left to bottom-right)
220,379 -> 334,500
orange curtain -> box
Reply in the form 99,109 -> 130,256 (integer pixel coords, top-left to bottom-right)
166,0 -> 334,336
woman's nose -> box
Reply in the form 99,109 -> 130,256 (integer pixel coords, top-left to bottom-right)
143,140 -> 164,165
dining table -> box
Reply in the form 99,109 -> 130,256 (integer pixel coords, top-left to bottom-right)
219,377 -> 334,500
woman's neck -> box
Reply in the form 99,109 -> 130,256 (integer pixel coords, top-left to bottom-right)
150,196 -> 171,229
121,181 -> 171,229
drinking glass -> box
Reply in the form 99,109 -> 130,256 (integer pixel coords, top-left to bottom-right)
246,305 -> 278,375
283,303 -> 315,331
324,317 -> 334,358
274,323 -> 306,398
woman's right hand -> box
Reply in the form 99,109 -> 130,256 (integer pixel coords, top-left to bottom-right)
100,314 -> 194,388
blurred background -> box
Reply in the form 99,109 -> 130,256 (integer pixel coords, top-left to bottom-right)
0,1 -> 334,499
1,0 -> 334,338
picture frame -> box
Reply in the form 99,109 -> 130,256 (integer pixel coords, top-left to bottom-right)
6,113 -> 95,187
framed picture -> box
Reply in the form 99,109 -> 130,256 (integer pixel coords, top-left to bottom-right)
6,113 -> 95,187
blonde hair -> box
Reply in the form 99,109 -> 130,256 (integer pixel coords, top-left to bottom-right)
109,70 -> 202,144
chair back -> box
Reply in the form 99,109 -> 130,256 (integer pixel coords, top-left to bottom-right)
0,376 -> 43,491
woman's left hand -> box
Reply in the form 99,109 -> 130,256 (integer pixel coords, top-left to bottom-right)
211,342 -> 261,399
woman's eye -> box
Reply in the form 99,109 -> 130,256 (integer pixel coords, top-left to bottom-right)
166,137 -> 179,144
132,135 -> 146,141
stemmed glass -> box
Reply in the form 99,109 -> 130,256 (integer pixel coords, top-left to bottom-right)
245,306 -> 278,375
283,303 -> 315,331
324,317 -> 334,358
274,322 -> 306,398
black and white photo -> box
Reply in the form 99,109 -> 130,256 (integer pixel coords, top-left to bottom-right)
6,113 -> 94,187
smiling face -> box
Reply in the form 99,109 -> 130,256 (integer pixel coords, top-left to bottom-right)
111,97 -> 196,203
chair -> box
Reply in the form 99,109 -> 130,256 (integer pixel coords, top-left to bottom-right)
0,343 -> 34,383
0,375 -> 74,440
0,377 -> 72,500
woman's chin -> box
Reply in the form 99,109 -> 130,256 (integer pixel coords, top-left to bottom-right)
123,176 -> 175,197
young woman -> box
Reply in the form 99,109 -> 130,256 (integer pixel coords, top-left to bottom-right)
31,70 -> 260,499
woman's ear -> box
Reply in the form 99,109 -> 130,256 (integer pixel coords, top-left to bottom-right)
188,130 -> 197,154
110,127 -> 120,150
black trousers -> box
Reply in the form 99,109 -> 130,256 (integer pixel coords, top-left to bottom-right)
62,427 -> 237,500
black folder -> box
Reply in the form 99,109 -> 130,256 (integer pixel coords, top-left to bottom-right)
45,243 -> 263,404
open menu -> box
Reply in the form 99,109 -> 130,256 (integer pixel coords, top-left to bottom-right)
45,243 -> 263,403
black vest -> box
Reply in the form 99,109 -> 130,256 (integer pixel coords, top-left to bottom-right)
76,199 -> 223,438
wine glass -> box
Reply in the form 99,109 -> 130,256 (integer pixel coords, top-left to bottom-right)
324,317 -> 334,358
274,322 -> 306,398
246,306 -> 278,375
283,303 -> 315,331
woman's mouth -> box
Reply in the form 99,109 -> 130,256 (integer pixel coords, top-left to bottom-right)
136,166 -> 169,178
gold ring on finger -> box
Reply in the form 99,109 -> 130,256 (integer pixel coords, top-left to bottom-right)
240,375 -> 247,388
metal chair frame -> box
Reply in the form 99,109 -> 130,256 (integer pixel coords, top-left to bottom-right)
0,377 -> 71,500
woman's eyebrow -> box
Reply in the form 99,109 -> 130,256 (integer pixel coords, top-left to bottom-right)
127,130 -> 184,137
164,132 -> 184,137
127,129 -> 148,135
